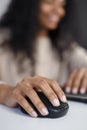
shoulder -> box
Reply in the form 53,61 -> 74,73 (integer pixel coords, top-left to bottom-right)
69,43 -> 87,63
63,42 -> 87,59
66,42 -> 87,69
71,43 -> 87,57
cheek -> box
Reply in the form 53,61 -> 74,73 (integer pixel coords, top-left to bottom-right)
40,4 -> 51,15
59,8 -> 66,18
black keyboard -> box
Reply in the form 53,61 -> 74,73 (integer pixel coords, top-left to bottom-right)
65,92 -> 87,103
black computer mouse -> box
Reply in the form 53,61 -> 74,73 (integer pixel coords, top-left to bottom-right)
20,92 -> 69,118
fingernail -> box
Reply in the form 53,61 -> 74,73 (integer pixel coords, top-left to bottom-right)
65,87 -> 71,93
61,95 -> 67,102
80,88 -> 86,94
41,108 -> 49,115
31,111 -> 38,117
72,88 -> 78,94
52,98 -> 60,106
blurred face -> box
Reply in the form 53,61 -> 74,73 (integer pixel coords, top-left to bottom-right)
39,0 -> 66,30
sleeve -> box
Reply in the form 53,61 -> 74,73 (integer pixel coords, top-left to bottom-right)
68,43 -> 87,72
0,81 -> 7,84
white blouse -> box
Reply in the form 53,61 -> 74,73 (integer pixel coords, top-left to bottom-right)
0,30 -> 87,86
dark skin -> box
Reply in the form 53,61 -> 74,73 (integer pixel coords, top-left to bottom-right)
0,0 -> 87,118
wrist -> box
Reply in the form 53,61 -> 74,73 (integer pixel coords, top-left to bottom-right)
0,84 -> 12,104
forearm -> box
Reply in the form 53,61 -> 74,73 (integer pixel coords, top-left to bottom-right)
0,84 -> 12,104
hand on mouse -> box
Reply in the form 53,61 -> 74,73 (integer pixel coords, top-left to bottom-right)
65,68 -> 87,94
0,76 -> 67,117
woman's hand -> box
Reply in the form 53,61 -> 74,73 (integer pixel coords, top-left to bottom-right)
65,68 -> 87,94
2,76 -> 67,117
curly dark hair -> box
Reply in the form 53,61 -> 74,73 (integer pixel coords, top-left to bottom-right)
0,0 -> 73,61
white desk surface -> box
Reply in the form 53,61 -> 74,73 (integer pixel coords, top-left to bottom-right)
0,101 -> 87,130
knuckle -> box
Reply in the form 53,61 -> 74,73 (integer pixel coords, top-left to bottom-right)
23,102 -> 30,109
39,79 -> 47,86
74,78 -> 80,85
16,82 -> 22,88
16,95 -> 24,103
48,92 -> 56,99
74,80 -> 79,86
36,101 -> 43,109
12,89 -> 22,102
34,75 -> 40,79
84,77 -> 87,82
22,76 -> 30,82
25,106 -> 31,112
22,82 -> 31,88
80,68 -> 85,71
51,80 -> 57,86
28,88 -> 34,95
13,89 -> 20,97
58,88 -> 63,95
76,77 -> 81,81
82,79 -> 87,86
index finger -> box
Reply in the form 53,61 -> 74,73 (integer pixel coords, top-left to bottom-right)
41,77 -> 67,103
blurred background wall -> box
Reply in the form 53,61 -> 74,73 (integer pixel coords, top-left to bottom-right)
60,0 -> 87,49
0,0 -> 11,19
